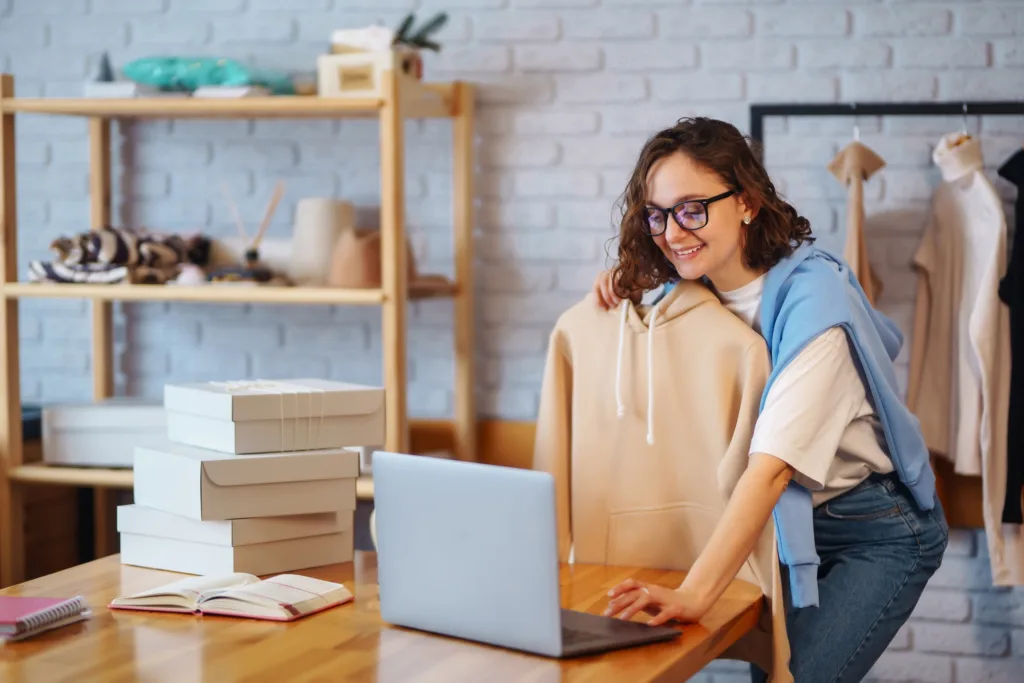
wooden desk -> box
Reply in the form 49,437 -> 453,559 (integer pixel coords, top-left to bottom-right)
0,553 -> 763,682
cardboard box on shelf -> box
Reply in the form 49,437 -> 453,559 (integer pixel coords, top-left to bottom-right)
42,399 -> 166,468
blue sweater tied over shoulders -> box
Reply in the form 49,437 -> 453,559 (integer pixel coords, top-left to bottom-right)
759,243 -> 937,608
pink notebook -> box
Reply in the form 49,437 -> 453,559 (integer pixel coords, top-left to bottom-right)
109,573 -> 353,622
0,595 -> 91,641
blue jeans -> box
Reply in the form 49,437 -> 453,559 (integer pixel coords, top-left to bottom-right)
752,472 -> 949,682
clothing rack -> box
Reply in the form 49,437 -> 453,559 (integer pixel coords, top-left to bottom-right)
749,101 -> 1024,156
746,99 -> 1024,532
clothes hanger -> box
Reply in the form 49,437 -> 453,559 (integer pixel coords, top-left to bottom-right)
846,102 -> 868,180
950,103 -> 971,148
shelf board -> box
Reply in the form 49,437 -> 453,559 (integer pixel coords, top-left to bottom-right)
9,465 -> 376,500
9,465 -> 133,489
0,82 -> 456,120
2,278 -> 458,304
3,95 -> 381,119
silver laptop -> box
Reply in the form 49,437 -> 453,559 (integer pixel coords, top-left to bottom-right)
372,451 -> 681,658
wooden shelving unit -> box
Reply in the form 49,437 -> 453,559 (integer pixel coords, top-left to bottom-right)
0,71 -> 477,587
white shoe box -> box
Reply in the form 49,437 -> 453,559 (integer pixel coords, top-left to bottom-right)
119,528 -> 355,577
42,399 -> 166,468
117,504 -> 355,576
132,439 -> 360,521
163,378 -> 385,455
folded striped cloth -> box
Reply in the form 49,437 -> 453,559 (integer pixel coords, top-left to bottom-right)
27,261 -> 176,285
28,225 -> 211,285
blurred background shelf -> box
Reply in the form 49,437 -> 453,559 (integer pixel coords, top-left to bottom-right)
7,465 -> 374,501
2,279 -> 459,304
0,71 -> 477,587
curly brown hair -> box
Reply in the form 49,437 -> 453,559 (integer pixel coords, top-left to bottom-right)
610,116 -> 814,298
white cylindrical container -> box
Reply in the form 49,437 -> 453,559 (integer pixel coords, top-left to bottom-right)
289,198 -> 355,285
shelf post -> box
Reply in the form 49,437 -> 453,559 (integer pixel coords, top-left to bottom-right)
452,82 -> 477,462
0,74 -> 25,587
88,117 -> 116,559
379,70 -> 409,454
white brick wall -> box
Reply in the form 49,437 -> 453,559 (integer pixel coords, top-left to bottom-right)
4,1 -> 1024,680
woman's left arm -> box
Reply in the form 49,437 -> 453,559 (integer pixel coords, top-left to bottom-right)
604,452 -> 793,624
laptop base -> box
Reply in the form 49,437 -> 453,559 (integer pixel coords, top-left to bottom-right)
559,609 -> 682,658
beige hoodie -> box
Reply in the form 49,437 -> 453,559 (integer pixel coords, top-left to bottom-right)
532,280 -> 792,682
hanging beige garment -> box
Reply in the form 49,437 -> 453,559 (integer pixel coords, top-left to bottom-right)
906,132 -> 1024,585
828,141 -> 886,304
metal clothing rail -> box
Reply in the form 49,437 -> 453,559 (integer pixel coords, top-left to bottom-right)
749,100 -> 1024,154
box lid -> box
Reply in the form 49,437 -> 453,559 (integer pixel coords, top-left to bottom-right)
135,440 -> 360,487
116,504 -> 350,546
43,399 -> 166,431
163,378 -> 383,422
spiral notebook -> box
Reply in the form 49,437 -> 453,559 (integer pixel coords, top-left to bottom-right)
0,595 -> 91,642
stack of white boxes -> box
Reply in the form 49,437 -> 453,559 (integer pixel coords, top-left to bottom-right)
117,378 -> 384,577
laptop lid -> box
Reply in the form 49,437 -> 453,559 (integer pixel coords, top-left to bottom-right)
373,451 -> 564,657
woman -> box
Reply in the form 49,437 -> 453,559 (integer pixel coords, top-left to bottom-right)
593,117 -> 949,682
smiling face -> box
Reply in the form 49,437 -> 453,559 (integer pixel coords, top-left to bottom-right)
644,151 -> 757,292
612,117 -> 815,301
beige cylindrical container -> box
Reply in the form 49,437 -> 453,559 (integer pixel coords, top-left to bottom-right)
289,198 -> 355,285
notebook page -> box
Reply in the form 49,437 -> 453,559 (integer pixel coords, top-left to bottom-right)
205,575 -> 351,618
111,573 -> 259,609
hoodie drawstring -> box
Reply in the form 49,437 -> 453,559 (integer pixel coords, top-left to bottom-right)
646,307 -> 659,445
615,300 -> 628,417
613,299 -> 658,445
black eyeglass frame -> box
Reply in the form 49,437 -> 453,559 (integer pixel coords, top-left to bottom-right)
642,188 -> 740,236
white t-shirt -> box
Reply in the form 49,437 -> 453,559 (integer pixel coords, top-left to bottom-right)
715,275 -> 894,505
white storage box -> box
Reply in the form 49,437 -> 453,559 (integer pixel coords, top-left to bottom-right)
133,440 -> 359,521
42,399 -> 166,468
163,378 -> 384,454
116,504 -> 353,545
119,529 -> 354,576
117,504 -> 354,576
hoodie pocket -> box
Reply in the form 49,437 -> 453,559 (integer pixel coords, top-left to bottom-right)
606,503 -> 724,572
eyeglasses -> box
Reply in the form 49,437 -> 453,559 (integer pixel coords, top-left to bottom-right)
642,189 -> 739,236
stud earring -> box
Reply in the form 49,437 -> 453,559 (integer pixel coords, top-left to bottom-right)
743,216 -> 752,225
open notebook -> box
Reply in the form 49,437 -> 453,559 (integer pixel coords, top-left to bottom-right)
109,573 -> 353,622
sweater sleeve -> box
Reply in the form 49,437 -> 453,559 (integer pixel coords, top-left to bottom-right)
532,328 -> 574,563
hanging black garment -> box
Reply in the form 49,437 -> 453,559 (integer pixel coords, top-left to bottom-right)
999,149 -> 1024,524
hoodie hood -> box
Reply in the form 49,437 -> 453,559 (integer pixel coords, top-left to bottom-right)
614,280 -> 718,444
628,278 -> 719,330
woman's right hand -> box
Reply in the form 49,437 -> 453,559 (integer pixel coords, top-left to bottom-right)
593,270 -> 641,311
